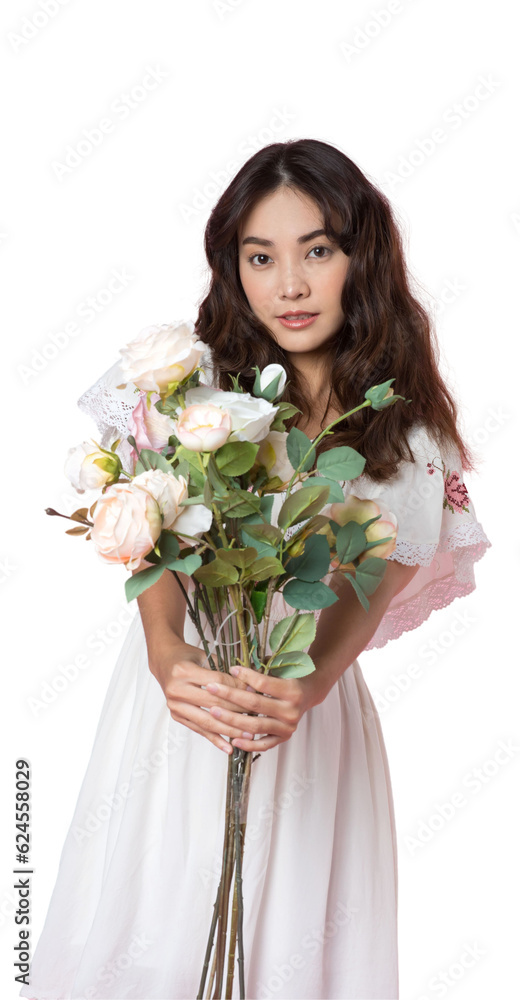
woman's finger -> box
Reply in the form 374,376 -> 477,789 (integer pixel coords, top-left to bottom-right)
167,700 -> 254,744
209,704 -> 286,737
168,711 -> 233,756
230,733 -> 285,753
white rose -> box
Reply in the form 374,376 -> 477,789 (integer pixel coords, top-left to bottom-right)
119,320 -> 206,393
133,469 -> 212,538
259,364 -> 287,397
181,385 -> 276,444
90,482 -> 162,570
64,440 -> 122,493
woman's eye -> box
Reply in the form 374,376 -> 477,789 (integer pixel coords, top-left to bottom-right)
247,246 -> 333,266
308,245 -> 333,259
248,253 -> 272,266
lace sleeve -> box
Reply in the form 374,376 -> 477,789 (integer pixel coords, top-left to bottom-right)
76,344 -> 216,471
352,423 -> 492,650
76,359 -> 141,471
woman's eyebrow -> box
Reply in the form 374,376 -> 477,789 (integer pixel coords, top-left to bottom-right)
241,228 -> 327,247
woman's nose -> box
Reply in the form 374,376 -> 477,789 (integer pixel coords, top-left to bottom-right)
277,264 -> 310,299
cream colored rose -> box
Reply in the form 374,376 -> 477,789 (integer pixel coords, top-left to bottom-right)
64,439 -> 122,493
119,320 -> 206,394
173,403 -> 232,452
324,493 -> 398,568
255,430 -> 298,490
357,512 -> 397,562
90,482 -> 162,570
132,469 -> 212,537
180,385 -> 276,443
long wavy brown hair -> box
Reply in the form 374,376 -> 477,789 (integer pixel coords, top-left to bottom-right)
194,138 -> 475,483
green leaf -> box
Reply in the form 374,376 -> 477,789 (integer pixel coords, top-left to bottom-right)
268,650 -> 316,678
284,533 -> 332,582
286,427 -> 316,473
215,440 -> 259,475
216,547 -> 258,569
335,521 -> 367,564
242,555 -> 285,582
207,453 -> 229,494
250,586 -> 268,623
316,446 -> 366,481
179,492 -> 208,506
302,476 -> 345,503
164,553 -> 202,575
269,611 -> 316,655
218,491 -> 262,518
342,571 -> 369,611
238,522 -> 283,546
354,556 -> 388,596
258,493 -> 275,522
282,579 -> 339,610
125,564 -> 166,602
193,558 -> 239,587
158,530 -> 180,559
277,484 -> 330,530
239,528 -> 279,560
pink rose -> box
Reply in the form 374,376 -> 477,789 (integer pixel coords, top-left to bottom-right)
90,482 -> 162,571
128,392 -> 174,456
173,403 -> 232,452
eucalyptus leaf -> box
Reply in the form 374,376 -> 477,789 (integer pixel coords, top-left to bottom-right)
284,533 -> 332,582
282,579 -> 339,610
163,553 -> 202,575
239,529 -> 279,560
301,476 -> 345,503
342,571 -> 369,611
125,564 -> 166,602
354,556 -> 388,596
286,426 -> 316,472
335,521 -> 367,564
316,446 -> 366,481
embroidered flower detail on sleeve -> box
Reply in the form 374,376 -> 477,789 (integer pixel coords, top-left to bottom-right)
443,469 -> 470,513
426,457 -> 470,514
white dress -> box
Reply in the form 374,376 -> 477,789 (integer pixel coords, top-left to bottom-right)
20,347 -> 491,1000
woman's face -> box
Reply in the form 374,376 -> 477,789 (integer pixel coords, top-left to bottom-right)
237,186 -> 350,357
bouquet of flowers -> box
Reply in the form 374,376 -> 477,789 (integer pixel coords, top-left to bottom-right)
46,321 -> 405,999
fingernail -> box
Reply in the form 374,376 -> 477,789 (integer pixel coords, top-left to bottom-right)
206,683 -> 219,693
222,744 -> 232,753
241,731 -> 254,739
230,666 -> 240,676
211,707 -> 222,718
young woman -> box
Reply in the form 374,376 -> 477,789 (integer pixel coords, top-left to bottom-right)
21,139 -> 491,999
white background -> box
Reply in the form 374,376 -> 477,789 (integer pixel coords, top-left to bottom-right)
1,1 -> 518,998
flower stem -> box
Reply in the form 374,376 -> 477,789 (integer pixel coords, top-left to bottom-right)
197,751 -> 234,1000
283,399 -> 372,497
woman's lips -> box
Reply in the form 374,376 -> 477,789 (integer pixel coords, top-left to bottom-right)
276,313 -> 319,329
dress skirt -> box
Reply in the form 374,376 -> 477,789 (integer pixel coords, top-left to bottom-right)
19,597 -> 399,1000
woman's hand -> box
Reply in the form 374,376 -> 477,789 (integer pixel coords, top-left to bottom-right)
149,639 -> 255,756
204,664 -> 325,754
